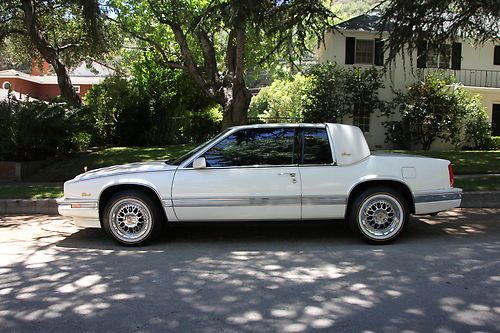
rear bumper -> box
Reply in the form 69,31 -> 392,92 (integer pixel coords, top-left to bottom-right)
413,188 -> 462,215
56,197 -> 101,228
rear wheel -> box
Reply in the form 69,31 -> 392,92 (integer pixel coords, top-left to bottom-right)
102,190 -> 163,245
348,187 -> 409,244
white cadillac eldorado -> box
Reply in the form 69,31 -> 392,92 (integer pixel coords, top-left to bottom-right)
57,123 -> 462,245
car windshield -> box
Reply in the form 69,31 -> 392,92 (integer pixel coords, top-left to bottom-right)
166,129 -> 231,166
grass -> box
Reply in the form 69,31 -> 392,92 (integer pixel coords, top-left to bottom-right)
24,144 -> 197,182
0,183 -> 63,199
454,176 -> 500,192
386,150 -> 500,175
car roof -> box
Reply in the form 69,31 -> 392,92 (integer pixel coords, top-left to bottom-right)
229,123 -> 327,130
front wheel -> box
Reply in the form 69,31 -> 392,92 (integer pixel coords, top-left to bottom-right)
102,190 -> 163,246
348,187 -> 409,244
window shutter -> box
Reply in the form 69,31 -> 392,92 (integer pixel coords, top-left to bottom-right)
451,43 -> 462,70
345,37 -> 355,64
494,46 -> 500,65
374,39 -> 384,66
417,41 -> 427,68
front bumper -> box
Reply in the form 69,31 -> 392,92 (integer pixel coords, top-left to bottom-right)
56,197 -> 101,228
413,188 -> 462,215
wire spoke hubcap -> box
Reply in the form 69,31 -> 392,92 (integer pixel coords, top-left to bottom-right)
359,194 -> 403,240
109,198 -> 152,242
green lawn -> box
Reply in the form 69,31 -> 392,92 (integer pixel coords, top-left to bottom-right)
386,150 -> 500,175
24,144 -> 197,182
455,176 -> 500,192
0,183 -> 63,199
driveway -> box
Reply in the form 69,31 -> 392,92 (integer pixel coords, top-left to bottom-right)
0,209 -> 499,333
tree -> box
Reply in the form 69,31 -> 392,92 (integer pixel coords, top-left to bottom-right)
380,0 -> 500,63
109,0 -> 336,128
0,0 -> 114,106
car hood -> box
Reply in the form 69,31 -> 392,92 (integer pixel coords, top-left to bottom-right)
71,161 -> 177,181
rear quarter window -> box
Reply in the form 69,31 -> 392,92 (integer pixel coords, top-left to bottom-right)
302,128 -> 333,165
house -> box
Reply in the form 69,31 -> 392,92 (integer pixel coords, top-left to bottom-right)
316,9 -> 500,149
0,60 -> 113,102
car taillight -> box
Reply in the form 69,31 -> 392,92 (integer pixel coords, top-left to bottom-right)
448,163 -> 455,188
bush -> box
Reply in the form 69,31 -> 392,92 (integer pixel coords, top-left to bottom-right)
491,137 -> 500,150
85,51 -> 219,146
248,74 -> 312,122
384,72 -> 492,150
302,62 -> 385,125
0,99 -> 99,161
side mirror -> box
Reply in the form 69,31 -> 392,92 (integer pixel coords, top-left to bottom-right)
193,157 -> 207,169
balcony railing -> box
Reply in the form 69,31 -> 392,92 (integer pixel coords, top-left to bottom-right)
418,68 -> 500,88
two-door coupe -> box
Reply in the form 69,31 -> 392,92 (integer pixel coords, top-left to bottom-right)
58,123 -> 462,245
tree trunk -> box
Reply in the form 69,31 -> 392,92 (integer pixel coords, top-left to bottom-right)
221,83 -> 251,129
50,58 -> 82,107
21,0 -> 82,107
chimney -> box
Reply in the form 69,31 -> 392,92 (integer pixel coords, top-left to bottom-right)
31,58 -> 51,76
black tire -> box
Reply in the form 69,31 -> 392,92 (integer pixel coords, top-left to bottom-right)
348,186 -> 409,244
102,190 -> 163,246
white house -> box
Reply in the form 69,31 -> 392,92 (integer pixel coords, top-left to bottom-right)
316,10 -> 500,149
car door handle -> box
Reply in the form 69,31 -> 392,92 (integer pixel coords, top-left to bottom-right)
278,172 -> 296,177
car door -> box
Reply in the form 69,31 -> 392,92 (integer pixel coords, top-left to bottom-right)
298,127 -> 347,219
171,127 -> 302,221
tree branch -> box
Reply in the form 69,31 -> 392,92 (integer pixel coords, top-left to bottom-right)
107,15 -> 186,71
170,23 -> 216,99
195,28 -> 217,83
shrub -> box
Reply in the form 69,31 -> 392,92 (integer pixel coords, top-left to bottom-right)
248,74 -> 312,122
384,72 -> 492,150
302,62 -> 386,127
0,99 -> 99,161
491,137 -> 500,150
85,51 -> 217,146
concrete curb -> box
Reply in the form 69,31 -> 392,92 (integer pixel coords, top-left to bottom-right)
0,192 -> 499,215
0,199 -> 58,215
460,191 -> 500,208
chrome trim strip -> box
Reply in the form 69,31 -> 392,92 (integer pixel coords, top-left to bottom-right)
181,164 -> 300,170
57,198 -> 98,204
302,195 -> 346,205
57,198 -> 98,209
173,196 -> 301,207
173,195 -> 347,207
162,199 -> 173,207
413,191 -> 462,203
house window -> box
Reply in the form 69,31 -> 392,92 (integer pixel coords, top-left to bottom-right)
494,46 -> 500,65
2,81 -> 11,90
353,106 -> 370,133
493,104 -> 500,136
427,44 -> 451,68
355,39 -> 375,64
74,85 -> 81,93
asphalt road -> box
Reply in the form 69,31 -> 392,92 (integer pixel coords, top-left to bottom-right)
0,209 -> 499,333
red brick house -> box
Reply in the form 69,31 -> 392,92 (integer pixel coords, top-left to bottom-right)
0,61 -> 113,102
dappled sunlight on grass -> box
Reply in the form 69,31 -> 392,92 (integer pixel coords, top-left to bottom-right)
23,144 -> 198,182
0,183 -> 63,199
388,150 -> 500,174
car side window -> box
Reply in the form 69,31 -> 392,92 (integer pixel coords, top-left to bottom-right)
202,128 -> 296,167
302,128 -> 333,165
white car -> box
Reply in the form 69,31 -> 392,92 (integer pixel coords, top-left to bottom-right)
57,123 -> 462,245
